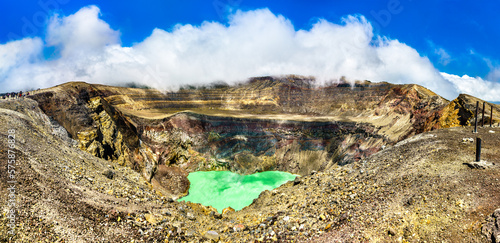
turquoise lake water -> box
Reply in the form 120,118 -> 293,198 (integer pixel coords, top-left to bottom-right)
178,171 -> 297,213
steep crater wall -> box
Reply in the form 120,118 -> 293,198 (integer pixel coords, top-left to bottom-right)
29,83 -> 388,198
137,112 -> 387,176
29,83 -> 187,197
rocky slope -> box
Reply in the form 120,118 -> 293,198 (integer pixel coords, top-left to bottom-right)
0,95 -> 499,242
239,127 -> 500,242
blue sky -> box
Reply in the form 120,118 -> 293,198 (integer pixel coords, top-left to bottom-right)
1,0 -> 500,100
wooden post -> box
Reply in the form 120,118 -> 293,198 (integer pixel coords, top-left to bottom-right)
474,101 -> 479,133
482,102 -> 485,127
476,137 -> 482,162
490,105 -> 493,127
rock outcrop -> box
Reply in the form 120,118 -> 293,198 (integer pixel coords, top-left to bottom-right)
30,82 -> 187,197
483,208 -> 500,243
440,94 -> 500,127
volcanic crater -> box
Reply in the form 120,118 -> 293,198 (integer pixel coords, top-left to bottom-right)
1,76 -> 499,242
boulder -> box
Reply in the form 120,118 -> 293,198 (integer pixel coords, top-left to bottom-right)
482,208 -> 500,243
151,165 -> 190,198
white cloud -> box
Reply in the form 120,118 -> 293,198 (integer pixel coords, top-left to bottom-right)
479,57 -> 500,83
486,67 -> 500,83
435,48 -> 451,66
46,5 -> 120,57
2,5 -> 497,101
441,72 -> 500,101
0,38 -> 42,76
427,40 -> 452,66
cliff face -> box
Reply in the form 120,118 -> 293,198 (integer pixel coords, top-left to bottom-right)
439,94 -> 500,127
138,112 -> 386,176
28,76 -> 497,198
30,83 -> 182,196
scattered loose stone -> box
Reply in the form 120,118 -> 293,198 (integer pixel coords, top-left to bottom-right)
222,207 -> 235,215
464,160 -> 494,169
102,169 -> 115,179
144,214 -> 159,225
160,209 -> 171,216
324,223 -> 331,231
234,224 -> 245,232
205,230 -> 219,241
388,227 -> 397,236
186,212 -> 196,221
293,177 -> 301,185
210,211 -> 222,219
